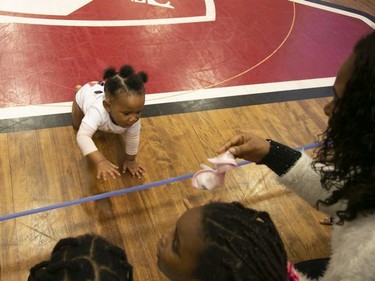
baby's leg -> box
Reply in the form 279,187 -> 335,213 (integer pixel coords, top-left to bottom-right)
72,85 -> 84,130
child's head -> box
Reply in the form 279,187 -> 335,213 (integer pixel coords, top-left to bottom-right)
103,65 -> 148,128
28,234 -> 133,281
157,202 -> 288,281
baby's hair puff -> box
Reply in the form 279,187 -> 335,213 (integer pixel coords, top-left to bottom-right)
103,64 -> 148,100
119,65 -> 135,78
28,234 -> 133,281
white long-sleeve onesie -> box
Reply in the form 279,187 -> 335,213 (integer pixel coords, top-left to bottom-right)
75,82 -> 141,156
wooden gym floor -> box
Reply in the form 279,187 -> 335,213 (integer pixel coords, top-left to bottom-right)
0,1 -> 374,280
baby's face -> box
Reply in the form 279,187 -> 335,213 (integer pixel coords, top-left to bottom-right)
107,93 -> 145,128
157,206 -> 205,281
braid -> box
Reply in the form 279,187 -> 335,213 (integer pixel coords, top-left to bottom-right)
28,234 -> 133,281
103,64 -> 148,100
193,202 -> 287,281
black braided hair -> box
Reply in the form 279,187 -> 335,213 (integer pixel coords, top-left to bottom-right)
28,234 -> 133,281
103,64 -> 148,100
313,31 -> 375,224
193,202 -> 287,281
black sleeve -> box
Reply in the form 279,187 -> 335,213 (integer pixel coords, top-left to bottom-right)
257,139 -> 302,176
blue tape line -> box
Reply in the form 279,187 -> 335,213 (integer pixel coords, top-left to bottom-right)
0,142 -> 322,222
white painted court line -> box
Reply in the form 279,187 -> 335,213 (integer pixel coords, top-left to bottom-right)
0,0 -> 92,16
0,77 -> 335,120
145,77 -> 335,105
0,0 -> 216,26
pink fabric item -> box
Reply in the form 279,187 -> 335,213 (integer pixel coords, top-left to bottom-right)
287,261 -> 300,281
192,151 -> 237,190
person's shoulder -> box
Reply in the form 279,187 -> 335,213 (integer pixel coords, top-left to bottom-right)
83,101 -> 107,126
332,213 -> 375,256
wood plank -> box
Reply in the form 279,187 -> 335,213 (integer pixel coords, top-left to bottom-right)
322,0 -> 375,15
2,0 -> 371,278
1,97 -> 336,280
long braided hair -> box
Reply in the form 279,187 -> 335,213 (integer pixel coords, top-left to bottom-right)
193,202 -> 287,281
314,31 -> 375,223
28,234 -> 133,281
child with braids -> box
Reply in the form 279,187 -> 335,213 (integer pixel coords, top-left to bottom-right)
72,64 -> 148,180
217,31 -> 375,280
28,234 -> 133,281
157,201 -> 300,281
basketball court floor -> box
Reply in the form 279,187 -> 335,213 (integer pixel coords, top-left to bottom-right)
0,0 -> 373,123
0,0 -> 374,280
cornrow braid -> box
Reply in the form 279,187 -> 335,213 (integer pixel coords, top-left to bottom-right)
194,202 -> 287,281
103,64 -> 148,100
28,234 -> 133,281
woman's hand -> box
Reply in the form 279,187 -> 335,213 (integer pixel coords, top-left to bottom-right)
218,132 -> 271,163
122,159 -> 145,178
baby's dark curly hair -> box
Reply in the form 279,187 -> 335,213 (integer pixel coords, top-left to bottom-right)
193,202 -> 287,281
314,31 -> 375,223
103,64 -> 148,100
28,234 -> 133,281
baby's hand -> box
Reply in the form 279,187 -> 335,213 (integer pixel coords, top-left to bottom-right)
95,160 -> 121,180
122,160 -> 145,178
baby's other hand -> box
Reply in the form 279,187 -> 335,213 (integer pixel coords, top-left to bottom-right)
122,160 -> 145,178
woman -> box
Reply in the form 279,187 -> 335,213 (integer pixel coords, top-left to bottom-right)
217,31 -> 375,280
